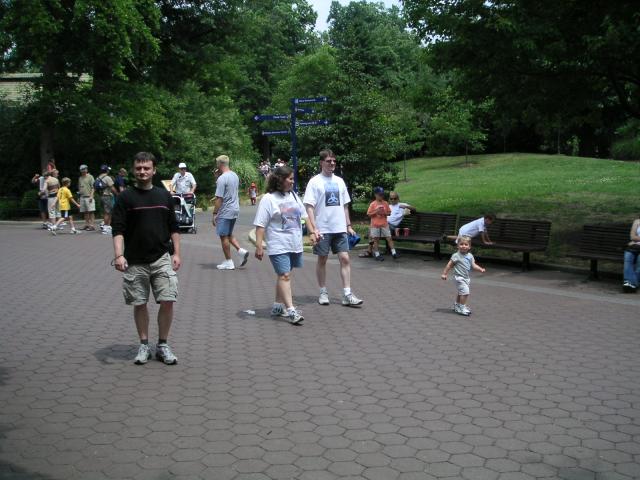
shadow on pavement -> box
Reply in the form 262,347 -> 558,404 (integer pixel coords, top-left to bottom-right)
433,307 -> 462,316
235,309 -> 303,325
93,344 -> 136,364
0,367 -> 8,386
0,425 -> 57,480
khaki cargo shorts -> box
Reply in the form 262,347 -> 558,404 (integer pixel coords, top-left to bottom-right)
101,195 -> 113,214
79,196 -> 95,213
369,226 -> 391,239
122,253 -> 178,305
47,196 -> 60,220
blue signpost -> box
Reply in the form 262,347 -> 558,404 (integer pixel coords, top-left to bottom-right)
254,96 -> 330,191
261,129 -> 290,136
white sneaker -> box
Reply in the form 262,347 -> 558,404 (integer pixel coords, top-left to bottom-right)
342,293 -> 363,307
238,248 -> 249,267
71,228 -> 79,234
134,344 -> 151,365
456,305 -> 471,316
318,291 -> 330,305
452,303 -> 459,311
216,260 -> 235,270
50,225 -> 57,236
156,343 -> 178,365
286,309 -> 304,325
271,303 -> 285,316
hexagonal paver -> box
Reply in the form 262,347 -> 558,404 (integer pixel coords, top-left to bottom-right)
1,218 -> 640,480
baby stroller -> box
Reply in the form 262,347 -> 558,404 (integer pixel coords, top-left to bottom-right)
173,193 -> 197,233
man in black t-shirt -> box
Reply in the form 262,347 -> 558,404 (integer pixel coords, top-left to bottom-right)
112,152 -> 182,365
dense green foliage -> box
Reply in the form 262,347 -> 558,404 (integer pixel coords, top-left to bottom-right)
1,0 -> 638,201
403,0 -> 640,158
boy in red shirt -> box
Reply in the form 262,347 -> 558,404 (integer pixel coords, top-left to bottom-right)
366,186 -> 398,261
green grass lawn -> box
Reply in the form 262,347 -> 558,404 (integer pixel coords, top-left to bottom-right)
355,153 -> 640,265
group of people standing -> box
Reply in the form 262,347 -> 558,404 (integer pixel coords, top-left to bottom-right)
32,164 -> 127,235
258,158 -> 287,178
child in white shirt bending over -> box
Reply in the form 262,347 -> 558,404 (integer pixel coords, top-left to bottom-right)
441,235 -> 485,316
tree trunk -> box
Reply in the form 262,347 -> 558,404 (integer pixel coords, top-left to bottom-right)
40,126 -> 55,173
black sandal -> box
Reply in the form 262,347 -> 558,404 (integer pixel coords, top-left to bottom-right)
358,251 -> 374,258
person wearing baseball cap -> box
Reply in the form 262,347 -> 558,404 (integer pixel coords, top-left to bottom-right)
171,162 -> 196,195
78,164 -> 96,230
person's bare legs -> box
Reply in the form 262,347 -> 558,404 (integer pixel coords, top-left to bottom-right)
316,255 -> 328,289
386,236 -> 395,250
220,236 -> 232,260
134,304 -> 150,341
337,251 -> 351,289
229,235 -> 242,252
157,301 -> 173,340
275,281 -> 284,305
276,272 -> 294,309
104,212 -> 112,226
457,294 -> 468,306
372,237 -> 380,255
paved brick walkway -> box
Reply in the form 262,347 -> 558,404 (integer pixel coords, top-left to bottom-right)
1,213 -> 639,480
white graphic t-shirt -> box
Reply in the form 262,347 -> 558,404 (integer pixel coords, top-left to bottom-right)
253,191 -> 307,255
303,173 -> 351,234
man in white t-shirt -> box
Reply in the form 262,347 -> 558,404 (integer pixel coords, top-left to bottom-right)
447,214 -> 496,244
303,149 -> 363,307
171,162 -> 197,195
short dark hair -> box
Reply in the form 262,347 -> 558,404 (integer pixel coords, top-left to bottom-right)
319,149 -> 334,162
266,166 -> 294,193
133,151 -> 156,167
484,213 -> 496,221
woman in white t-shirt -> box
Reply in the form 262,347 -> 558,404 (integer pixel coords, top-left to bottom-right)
253,166 -> 307,325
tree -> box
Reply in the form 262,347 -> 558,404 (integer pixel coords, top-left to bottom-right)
403,0 -> 640,156
0,0 -> 160,171
424,86 -> 489,162
162,82 -> 258,191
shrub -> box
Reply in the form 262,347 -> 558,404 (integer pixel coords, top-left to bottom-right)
612,137 -> 640,161
21,190 -> 38,210
611,119 -> 640,161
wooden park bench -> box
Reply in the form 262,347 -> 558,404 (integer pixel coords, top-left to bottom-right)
568,223 -> 630,279
391,212 -> 458,259
455,216 -> 552,270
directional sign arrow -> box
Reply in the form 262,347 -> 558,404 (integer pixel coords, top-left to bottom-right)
293,96 -> 329,104
296,119 -> 330,127
295,107 -> 315,114
253,114 -> 290,122
261,129 -> 290,136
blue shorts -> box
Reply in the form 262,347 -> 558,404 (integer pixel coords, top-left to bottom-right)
216,217 -> 237,237
269,252 -> 303,275
313,232 -> 349,256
